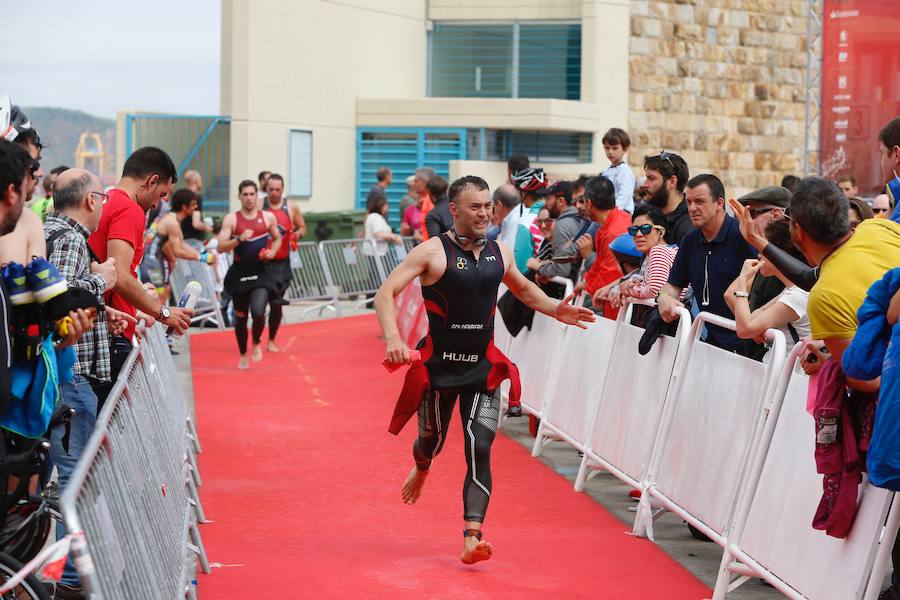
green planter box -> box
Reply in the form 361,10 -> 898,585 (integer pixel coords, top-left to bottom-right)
303,210 -> 367,242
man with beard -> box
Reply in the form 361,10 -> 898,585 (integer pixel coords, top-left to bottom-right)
0,141 -> 36,424
640,151 -> 692,245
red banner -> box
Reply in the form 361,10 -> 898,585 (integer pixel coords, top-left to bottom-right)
820,0 -> 900,194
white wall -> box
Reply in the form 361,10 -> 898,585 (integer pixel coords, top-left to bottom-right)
221,0 -> 633,212
222,0 -> 427,211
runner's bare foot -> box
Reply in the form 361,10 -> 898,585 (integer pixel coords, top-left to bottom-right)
401,466 -> 428,505
267,341 -> 280,353
252,345 -> 263,362
238,356 -> 249,370
460,535 -> 493,564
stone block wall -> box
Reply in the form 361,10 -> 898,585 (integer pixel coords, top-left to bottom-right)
628,0 -> 810,194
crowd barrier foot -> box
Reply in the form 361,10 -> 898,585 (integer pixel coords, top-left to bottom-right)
573,456 -> 598,492
187,475 -> 208,523
187,454 -> 202,488
300,300 -> 340,319
351,298 -> 374,311
189,521 -> 211,574
187,416 -> 202,454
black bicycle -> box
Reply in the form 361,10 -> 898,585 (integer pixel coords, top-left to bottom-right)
0,405 -> 75,600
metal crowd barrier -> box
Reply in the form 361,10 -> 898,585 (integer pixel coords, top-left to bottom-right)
170,258 -> 226,331
493,298 -> 899,599
284,241 -> 340,317
375,237 -> 416,277
60,323 -> 209,599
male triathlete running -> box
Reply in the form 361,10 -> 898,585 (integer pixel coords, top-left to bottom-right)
374,175 -> 594,564
218,180 -> 281,369
262,173 -> 306,352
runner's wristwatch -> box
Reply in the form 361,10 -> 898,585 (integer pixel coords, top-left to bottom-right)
158,305 -> 171,320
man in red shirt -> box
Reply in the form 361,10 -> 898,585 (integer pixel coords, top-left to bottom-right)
576,176 -> 632,318
88,147 -> 192,342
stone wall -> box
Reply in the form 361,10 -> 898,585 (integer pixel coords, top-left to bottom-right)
628,0 -> 810,195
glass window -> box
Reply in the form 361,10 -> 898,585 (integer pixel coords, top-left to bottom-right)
289,130 -> 312,197
429,22 -> 581,100
470,129 -> 592,163
430,24 -> 513,97
518,24 -> 582,100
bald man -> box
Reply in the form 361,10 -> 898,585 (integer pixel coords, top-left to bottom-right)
181,169 -> 213,247
44,168 -> 125,596
493,184 -> 534,272
873,193 -> 892,219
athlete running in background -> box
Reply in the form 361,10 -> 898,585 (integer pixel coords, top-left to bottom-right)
218,180 -> 281,369
374,175 -> 594,564
262,173 -> 306,352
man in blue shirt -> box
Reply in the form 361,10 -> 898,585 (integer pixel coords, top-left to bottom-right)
657,174 -> 758,351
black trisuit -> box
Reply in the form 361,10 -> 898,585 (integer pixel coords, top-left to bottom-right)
392,233 -> 519,523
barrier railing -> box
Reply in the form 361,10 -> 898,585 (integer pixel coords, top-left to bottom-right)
571,301 -> 692,492
170,259 -> 225,331
318,239 -> 385,311
392,280 -> 899,599
633,313 -> 787,543
712,343 -> 900,600
60,324 -> 209,599
284,241 -> 341,317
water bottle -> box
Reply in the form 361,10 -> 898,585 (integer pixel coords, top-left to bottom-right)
167,280 -> 202,336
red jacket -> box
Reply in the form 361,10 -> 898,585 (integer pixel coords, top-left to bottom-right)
388,335 -> 521,435
584,208 -> 632,317
812,358 -> 877,538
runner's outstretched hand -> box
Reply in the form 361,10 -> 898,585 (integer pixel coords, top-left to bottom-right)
385,335 -> 412,365
554,294 -> 596,329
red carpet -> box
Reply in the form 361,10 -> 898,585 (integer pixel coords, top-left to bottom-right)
192,315 -> 710,599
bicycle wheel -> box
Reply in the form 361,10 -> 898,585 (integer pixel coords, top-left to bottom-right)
0,550 -> 52,600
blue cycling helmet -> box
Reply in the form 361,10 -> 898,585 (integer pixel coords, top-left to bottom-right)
608,231 -> 643,262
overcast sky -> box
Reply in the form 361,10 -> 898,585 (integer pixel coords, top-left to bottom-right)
1,0 -> 220,119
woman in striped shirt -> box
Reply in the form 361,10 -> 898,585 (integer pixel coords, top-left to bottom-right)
608,204 -> 678,308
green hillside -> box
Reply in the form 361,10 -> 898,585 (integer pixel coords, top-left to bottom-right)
22,107 -> 116,180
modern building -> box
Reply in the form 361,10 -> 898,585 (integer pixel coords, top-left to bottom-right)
204,0 -> 821,217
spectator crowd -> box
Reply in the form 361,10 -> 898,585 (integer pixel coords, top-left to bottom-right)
365,121 -> 900,598
0,87 -> 898,598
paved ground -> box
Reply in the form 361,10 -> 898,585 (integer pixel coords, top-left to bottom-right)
174,302 -> 779,599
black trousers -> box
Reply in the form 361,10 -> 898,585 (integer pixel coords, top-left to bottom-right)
413,389 -> 500,523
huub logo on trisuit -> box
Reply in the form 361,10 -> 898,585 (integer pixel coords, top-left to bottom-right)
442,352 -> 478,362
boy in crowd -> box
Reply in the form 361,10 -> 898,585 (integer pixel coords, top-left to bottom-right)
601,128 -> 636,214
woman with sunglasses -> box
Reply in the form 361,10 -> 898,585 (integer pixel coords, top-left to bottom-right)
599,204 -> 677,308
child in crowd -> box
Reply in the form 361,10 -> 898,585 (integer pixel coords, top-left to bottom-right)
601,128 -> 637,214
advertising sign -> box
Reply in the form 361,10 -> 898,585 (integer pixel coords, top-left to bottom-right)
821,0 -> 900,194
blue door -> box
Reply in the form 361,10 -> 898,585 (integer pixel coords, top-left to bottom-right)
356,128 -> 467,228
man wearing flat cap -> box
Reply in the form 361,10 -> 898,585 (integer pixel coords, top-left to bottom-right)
735,185 -> 791,358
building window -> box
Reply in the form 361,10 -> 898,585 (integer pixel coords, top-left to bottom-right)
429,22 -> 581,100
467,129 -> 592,163
289,129 -> 312,197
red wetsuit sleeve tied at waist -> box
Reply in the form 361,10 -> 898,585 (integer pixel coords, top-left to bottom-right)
387,337 -> 521,435
388,235 -> 521,435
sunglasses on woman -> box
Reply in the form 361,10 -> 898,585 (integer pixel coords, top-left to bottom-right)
627,224 -> 663,236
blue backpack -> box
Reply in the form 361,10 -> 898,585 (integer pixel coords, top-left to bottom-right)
0,337 -> 75,438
